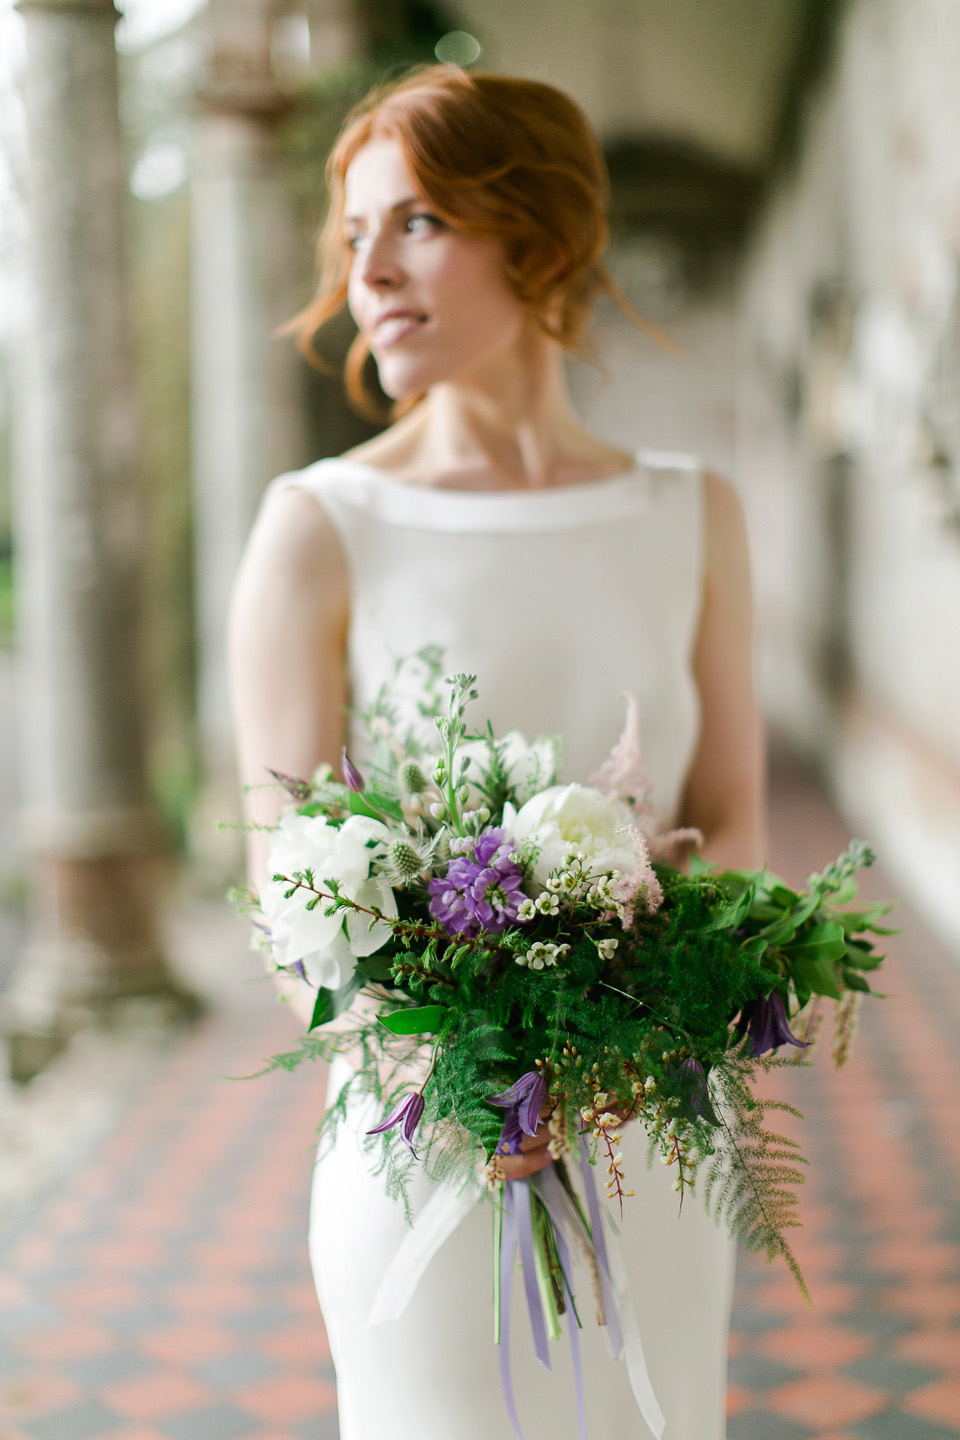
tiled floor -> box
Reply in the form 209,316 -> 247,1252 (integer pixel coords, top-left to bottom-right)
728,760 -> 960,1440
0,759 -> 959,1439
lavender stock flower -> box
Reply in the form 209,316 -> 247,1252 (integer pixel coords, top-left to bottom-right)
745,990 -> 810,1057
366,1092 -> 425,1157
428,829 -> 526,937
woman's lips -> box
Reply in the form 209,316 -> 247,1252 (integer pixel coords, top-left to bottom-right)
372,312 -> 427,347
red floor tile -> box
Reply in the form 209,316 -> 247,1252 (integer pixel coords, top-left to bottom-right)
0,1372 -> 86,1420
102,1370 -> 215,1422
766,1372 -> 886,1428
235,1374 -> 338,1422
16,1319 -> 115,1362
905,1376 -> 960,1428
894,1326 -> 960,1371
758,1320 -> 874,1369
137,1320 -> 239,1367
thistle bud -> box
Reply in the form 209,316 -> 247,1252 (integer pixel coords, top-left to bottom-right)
401,761 -> 428,794
390,840 -> 423,880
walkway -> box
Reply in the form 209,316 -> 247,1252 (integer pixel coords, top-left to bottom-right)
0,760 -> 958,1440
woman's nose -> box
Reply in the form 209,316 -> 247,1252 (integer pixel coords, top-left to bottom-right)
355,229 -> 403,290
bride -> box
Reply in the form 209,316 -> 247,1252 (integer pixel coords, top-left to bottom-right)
229,64 -> 765,1440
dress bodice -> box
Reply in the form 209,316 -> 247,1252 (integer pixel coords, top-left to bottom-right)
270,450 -> 704,827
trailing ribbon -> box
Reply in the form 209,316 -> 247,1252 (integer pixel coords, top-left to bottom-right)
366,1155 -> 664,1440
513,1179 -> 551,1369
578,1137 -> 665,1439
367,1172 -> 484,1325
498,1184 -> 522,1440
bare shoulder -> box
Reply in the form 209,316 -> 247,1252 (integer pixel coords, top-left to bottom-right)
245,482 -> 346,578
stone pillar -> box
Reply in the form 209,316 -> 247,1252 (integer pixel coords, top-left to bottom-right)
190,0 -> 310,872
5,0 -> 194,1081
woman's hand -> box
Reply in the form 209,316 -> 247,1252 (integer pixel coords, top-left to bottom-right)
496,1096 -> 637,1181
496,1125 -> 555,1180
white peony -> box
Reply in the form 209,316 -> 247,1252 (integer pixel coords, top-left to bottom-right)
459,730 -> 561,807
260,812 -> 398,991
501,783 -> 637,886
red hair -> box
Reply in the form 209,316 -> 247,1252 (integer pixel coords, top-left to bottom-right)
287,65 -> 650,416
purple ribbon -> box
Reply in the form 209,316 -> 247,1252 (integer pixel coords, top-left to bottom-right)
499,1185 -> 522,1440
538,1166 -> 587,1440
514,1179 -> 551,1369
497,1171 -> 589,1440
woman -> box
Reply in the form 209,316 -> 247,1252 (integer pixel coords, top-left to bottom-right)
230,65 -> 764,1440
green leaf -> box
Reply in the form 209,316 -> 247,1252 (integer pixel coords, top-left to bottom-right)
378,1004 -> 448,1036
842,969 -> 872,993
843,939 -> 885,971
308,973 -> 361,1031
783,921 -> 847,964
789,956 -> 843,1000
758,913 -> 798,946
703,880 -> 757,932
769,884 -> 801,909
348,790 -> 404,822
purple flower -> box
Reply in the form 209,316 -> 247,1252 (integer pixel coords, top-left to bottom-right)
366,1092 -> 425,1157
745,991 -> 810,1057
677,1057 -> 719,1124
428,829 -> 526,937
494,1108 -> 525,1155
487,1070 -> 547,1153
341,748 -> 365,793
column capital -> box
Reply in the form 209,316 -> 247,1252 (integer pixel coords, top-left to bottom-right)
16,0 -> 118,14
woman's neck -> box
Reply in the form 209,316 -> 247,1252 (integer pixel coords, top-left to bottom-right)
348,329 -> 633,491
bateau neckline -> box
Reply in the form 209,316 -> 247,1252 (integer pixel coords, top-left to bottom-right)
331,453 -> 645,499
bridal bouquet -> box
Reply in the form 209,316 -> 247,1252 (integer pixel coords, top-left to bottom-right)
237,649 -> 891,1436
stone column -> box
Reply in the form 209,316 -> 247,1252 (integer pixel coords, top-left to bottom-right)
5,0 -> 194,1081
190,0 -> 310,872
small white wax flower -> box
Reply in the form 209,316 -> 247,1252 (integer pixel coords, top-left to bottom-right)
595,936 -> 619,960
535,893 -> 560,916
516,898 -> 536,922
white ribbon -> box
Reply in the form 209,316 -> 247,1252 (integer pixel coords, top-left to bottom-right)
367,1173 -> 485,1325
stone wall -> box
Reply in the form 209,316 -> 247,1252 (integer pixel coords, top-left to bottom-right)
735,0 -> 960,953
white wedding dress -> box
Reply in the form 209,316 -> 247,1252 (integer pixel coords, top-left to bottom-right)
271,451 -> 735,1440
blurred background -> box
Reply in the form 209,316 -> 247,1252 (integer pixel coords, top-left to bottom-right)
0,4 -> 959,1439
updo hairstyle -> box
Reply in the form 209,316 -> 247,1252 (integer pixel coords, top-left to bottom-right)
290,65 -> 635,416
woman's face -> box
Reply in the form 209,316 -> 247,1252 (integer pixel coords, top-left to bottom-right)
343,136 -> 528,399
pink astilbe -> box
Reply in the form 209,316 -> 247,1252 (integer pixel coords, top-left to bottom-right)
614,825 -> 663,927
646,826 -> 703,868
592,696 -> 703,870
589,694 -> 656,826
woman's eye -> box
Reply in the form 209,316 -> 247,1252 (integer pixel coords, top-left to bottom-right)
405,212 -> 441,235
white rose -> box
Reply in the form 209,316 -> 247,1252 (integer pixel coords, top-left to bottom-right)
260,812 -> 398,990
501,783 -> 637,886
459,730 -> 561,807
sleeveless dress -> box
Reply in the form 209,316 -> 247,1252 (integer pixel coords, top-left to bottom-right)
270,451 -> 735,1440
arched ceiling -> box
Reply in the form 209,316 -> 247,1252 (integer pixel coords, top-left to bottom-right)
445,0 -> 812,173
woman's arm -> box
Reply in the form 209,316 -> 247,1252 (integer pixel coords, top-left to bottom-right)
680,470 -> 767,870
228,483 -> 350,979
228,485 -> 350,1026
